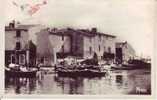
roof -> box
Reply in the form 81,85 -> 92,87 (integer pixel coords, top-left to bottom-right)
97,32 -> 116,38
45,27 -> 116,38
116,41 -> 127,45
17,24 -> 38,29
5,26 -> 28,31
49,28 -> 71,36
5,24 -> 39,31
74,29 -> 95,37
76,29 -> 116,38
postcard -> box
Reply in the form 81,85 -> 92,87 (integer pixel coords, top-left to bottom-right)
1,0 -> 156,99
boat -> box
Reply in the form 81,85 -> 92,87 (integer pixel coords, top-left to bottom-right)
5,66 -> 38,78
111,66 -> 133,70
56,65 -> 106,77
103,64 -> 111,70
122,59 -> 151,69
111,64 -> 133,70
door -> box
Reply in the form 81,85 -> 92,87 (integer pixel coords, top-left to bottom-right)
11,54 -> 15,63
116,48 -> 122,64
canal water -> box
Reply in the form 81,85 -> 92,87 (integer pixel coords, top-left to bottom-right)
5,69 -> 151,95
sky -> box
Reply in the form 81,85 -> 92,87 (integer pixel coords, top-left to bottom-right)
5,0 -> 155,57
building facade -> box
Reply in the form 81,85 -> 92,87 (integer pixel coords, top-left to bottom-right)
6,21 -> 137,67
5,21 -> 41,67
81,28 -> 116,60
36,28 -> 71,66
5,22 -> 28,66
36,27 -> 116,65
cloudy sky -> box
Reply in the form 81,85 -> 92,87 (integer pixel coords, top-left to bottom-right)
5,0 -> 155,57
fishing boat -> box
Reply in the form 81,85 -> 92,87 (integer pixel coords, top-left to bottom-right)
57,65 -> 106,77
5,64 -> 38,78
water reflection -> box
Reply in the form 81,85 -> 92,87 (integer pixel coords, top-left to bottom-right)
5,69 -> 151,95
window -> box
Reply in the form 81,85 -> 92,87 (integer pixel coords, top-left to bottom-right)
11,54 -> 15,63
89,46 -> 92,54
16,42 -> 21,50
99,45 -> 101,52
108,47 -> 111,53
19,54 -> 25,64
62,35 -> 64,41
16,30 -> 21,37
62,45 -> 64,53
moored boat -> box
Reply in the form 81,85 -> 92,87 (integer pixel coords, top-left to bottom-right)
110,63 -> 133,70
56,65 -> 106,77
122,59 -> 151,69
5,66 -> 38,78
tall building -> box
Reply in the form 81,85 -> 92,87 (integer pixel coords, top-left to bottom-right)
5,21 -> 43,67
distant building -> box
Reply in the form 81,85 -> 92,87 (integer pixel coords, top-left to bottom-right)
115,41 -> 136,64
5,21 -> 44,67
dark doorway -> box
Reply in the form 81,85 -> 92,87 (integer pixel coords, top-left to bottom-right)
116,48 -> 122,64
11,55 -> 15,63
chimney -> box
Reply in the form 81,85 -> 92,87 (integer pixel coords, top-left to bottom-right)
91,27 -> 97,33
9,20 -> 15,28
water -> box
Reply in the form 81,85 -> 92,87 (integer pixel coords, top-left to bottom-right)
5,69 -> 151,95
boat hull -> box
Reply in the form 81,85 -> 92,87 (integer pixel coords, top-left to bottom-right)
57,70 -> 106,77
122,64 -> 151,69
111,66 -> 133,70
5,70 -> 37,78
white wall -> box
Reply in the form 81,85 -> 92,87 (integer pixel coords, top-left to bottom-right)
5,30 -> 29,50
83,35 -> 116,59
122,44 -> 135,61
83,36 -> 94,59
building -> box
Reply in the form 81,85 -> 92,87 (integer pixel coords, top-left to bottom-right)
5,21 -> 116,66
6,21 -> 136,66
5,21 -> 44,67
79,28 -> 116,60
36,28 -> 72,66
36,27 -> 116,65
115,41 -> 136,64
5,22 -> 28,66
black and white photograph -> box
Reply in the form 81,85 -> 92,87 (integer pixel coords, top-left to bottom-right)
3,0 -> 155,97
